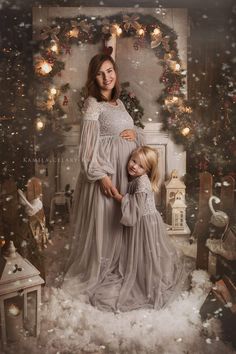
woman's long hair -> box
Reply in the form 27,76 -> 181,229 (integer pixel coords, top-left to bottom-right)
85,54 -> 120,102
131,146 -> 159,192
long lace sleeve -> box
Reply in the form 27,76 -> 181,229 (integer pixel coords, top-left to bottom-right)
120,192 -> 145,226
134,126 -> 146,146
79,97 -> 114,181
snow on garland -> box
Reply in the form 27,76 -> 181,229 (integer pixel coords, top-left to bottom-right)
34,13 -> 193,156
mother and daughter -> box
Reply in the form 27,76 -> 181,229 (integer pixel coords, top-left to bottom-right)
63,53 -> 186,312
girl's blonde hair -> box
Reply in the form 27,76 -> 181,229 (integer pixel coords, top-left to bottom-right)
131,146 -> 159,192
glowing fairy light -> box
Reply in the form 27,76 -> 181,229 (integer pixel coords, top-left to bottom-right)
114,24 -> 122,36
50,42 -> 58,53
8,304 -> 20,316
69,28 -> 79,38
35,60 -> 53,75
181,127 -> 190,136
153,27 -> 161,36
50,87 -> 57,95
137,28 -> 145,36
36,118 -> 45,131
175,63 -> 181,71
42,62 -> 52,74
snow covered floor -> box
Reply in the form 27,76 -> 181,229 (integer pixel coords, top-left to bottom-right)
3,225 -> 236,354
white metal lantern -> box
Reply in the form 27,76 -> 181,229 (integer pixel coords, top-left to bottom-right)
165,170 -> 186,214
171,192 -> 186,230
165,170 -> 190,237
0,241 -> 44,346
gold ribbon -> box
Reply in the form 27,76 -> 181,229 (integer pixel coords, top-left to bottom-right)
123,14 -> 141,31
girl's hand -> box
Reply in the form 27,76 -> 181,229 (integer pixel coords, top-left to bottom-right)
99,176 -> 117,197
119,129 -> 136,141
112,187 -> 123,203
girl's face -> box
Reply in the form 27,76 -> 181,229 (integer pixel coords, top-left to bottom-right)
96,60 -> 116,96
127,154 -> 147,178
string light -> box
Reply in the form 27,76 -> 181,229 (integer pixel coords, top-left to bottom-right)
181,127 -> 190,136
36,118 -> 45,131
175,63 -> 181,71
50,87 -> 57,96
113,24 -> 122,36
50,41 -> 59,53
153,27 -> 161,36
35,60 -> 53,75
68,28 -> 79,38
137,28 -> 145,36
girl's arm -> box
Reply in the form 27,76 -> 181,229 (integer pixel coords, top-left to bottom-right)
112,187 -> 123,202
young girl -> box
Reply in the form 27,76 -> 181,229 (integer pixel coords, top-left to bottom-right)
111,146 -> 186,311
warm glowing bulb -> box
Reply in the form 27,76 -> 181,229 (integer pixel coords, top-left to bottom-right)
41,62 -> 52,74
36,119 -> 45,131
137,28 -> 145,36
175,63 -> 181,71
153,28 -> 161,35
50,87 -> 57,95
181,127 -> 190,136
172,96 -> 179,103
8,304 -> 20,316
69,28 -> 79,38
116,26 -> 122,36
51,44 -> 58,53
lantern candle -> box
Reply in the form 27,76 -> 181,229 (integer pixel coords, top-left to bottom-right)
6,302 -> 23,342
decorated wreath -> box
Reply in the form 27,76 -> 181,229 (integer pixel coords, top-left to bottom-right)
34,13 -> 193,158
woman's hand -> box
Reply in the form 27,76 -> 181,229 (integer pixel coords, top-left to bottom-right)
99,176 -> 117,197
119,129 -> 136,141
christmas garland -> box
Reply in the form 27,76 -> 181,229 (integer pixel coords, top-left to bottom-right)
34,13 -> 193,157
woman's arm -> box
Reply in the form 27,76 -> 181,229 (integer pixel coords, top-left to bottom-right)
79,97 -> 114,182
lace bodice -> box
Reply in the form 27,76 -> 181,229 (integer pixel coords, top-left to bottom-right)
83,97 -> 134,136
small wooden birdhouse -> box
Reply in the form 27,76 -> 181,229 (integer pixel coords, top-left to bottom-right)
0,241 -> 44,346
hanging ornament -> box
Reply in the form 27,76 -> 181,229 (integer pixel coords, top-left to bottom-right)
61,44 -> 71,55
150,27 -> 162,49
63,96 -> 69,106
133,36 -> 146,50
162,36 -> 170,51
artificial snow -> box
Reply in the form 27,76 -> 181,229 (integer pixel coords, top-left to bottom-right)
2,227 -> 236,354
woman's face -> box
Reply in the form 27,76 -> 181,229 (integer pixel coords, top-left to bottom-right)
95,60 -> 116,96
127,154 -> 147,178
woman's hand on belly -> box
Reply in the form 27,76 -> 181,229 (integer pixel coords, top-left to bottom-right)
99,175 -> 117,197
119,129 -> 136,141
